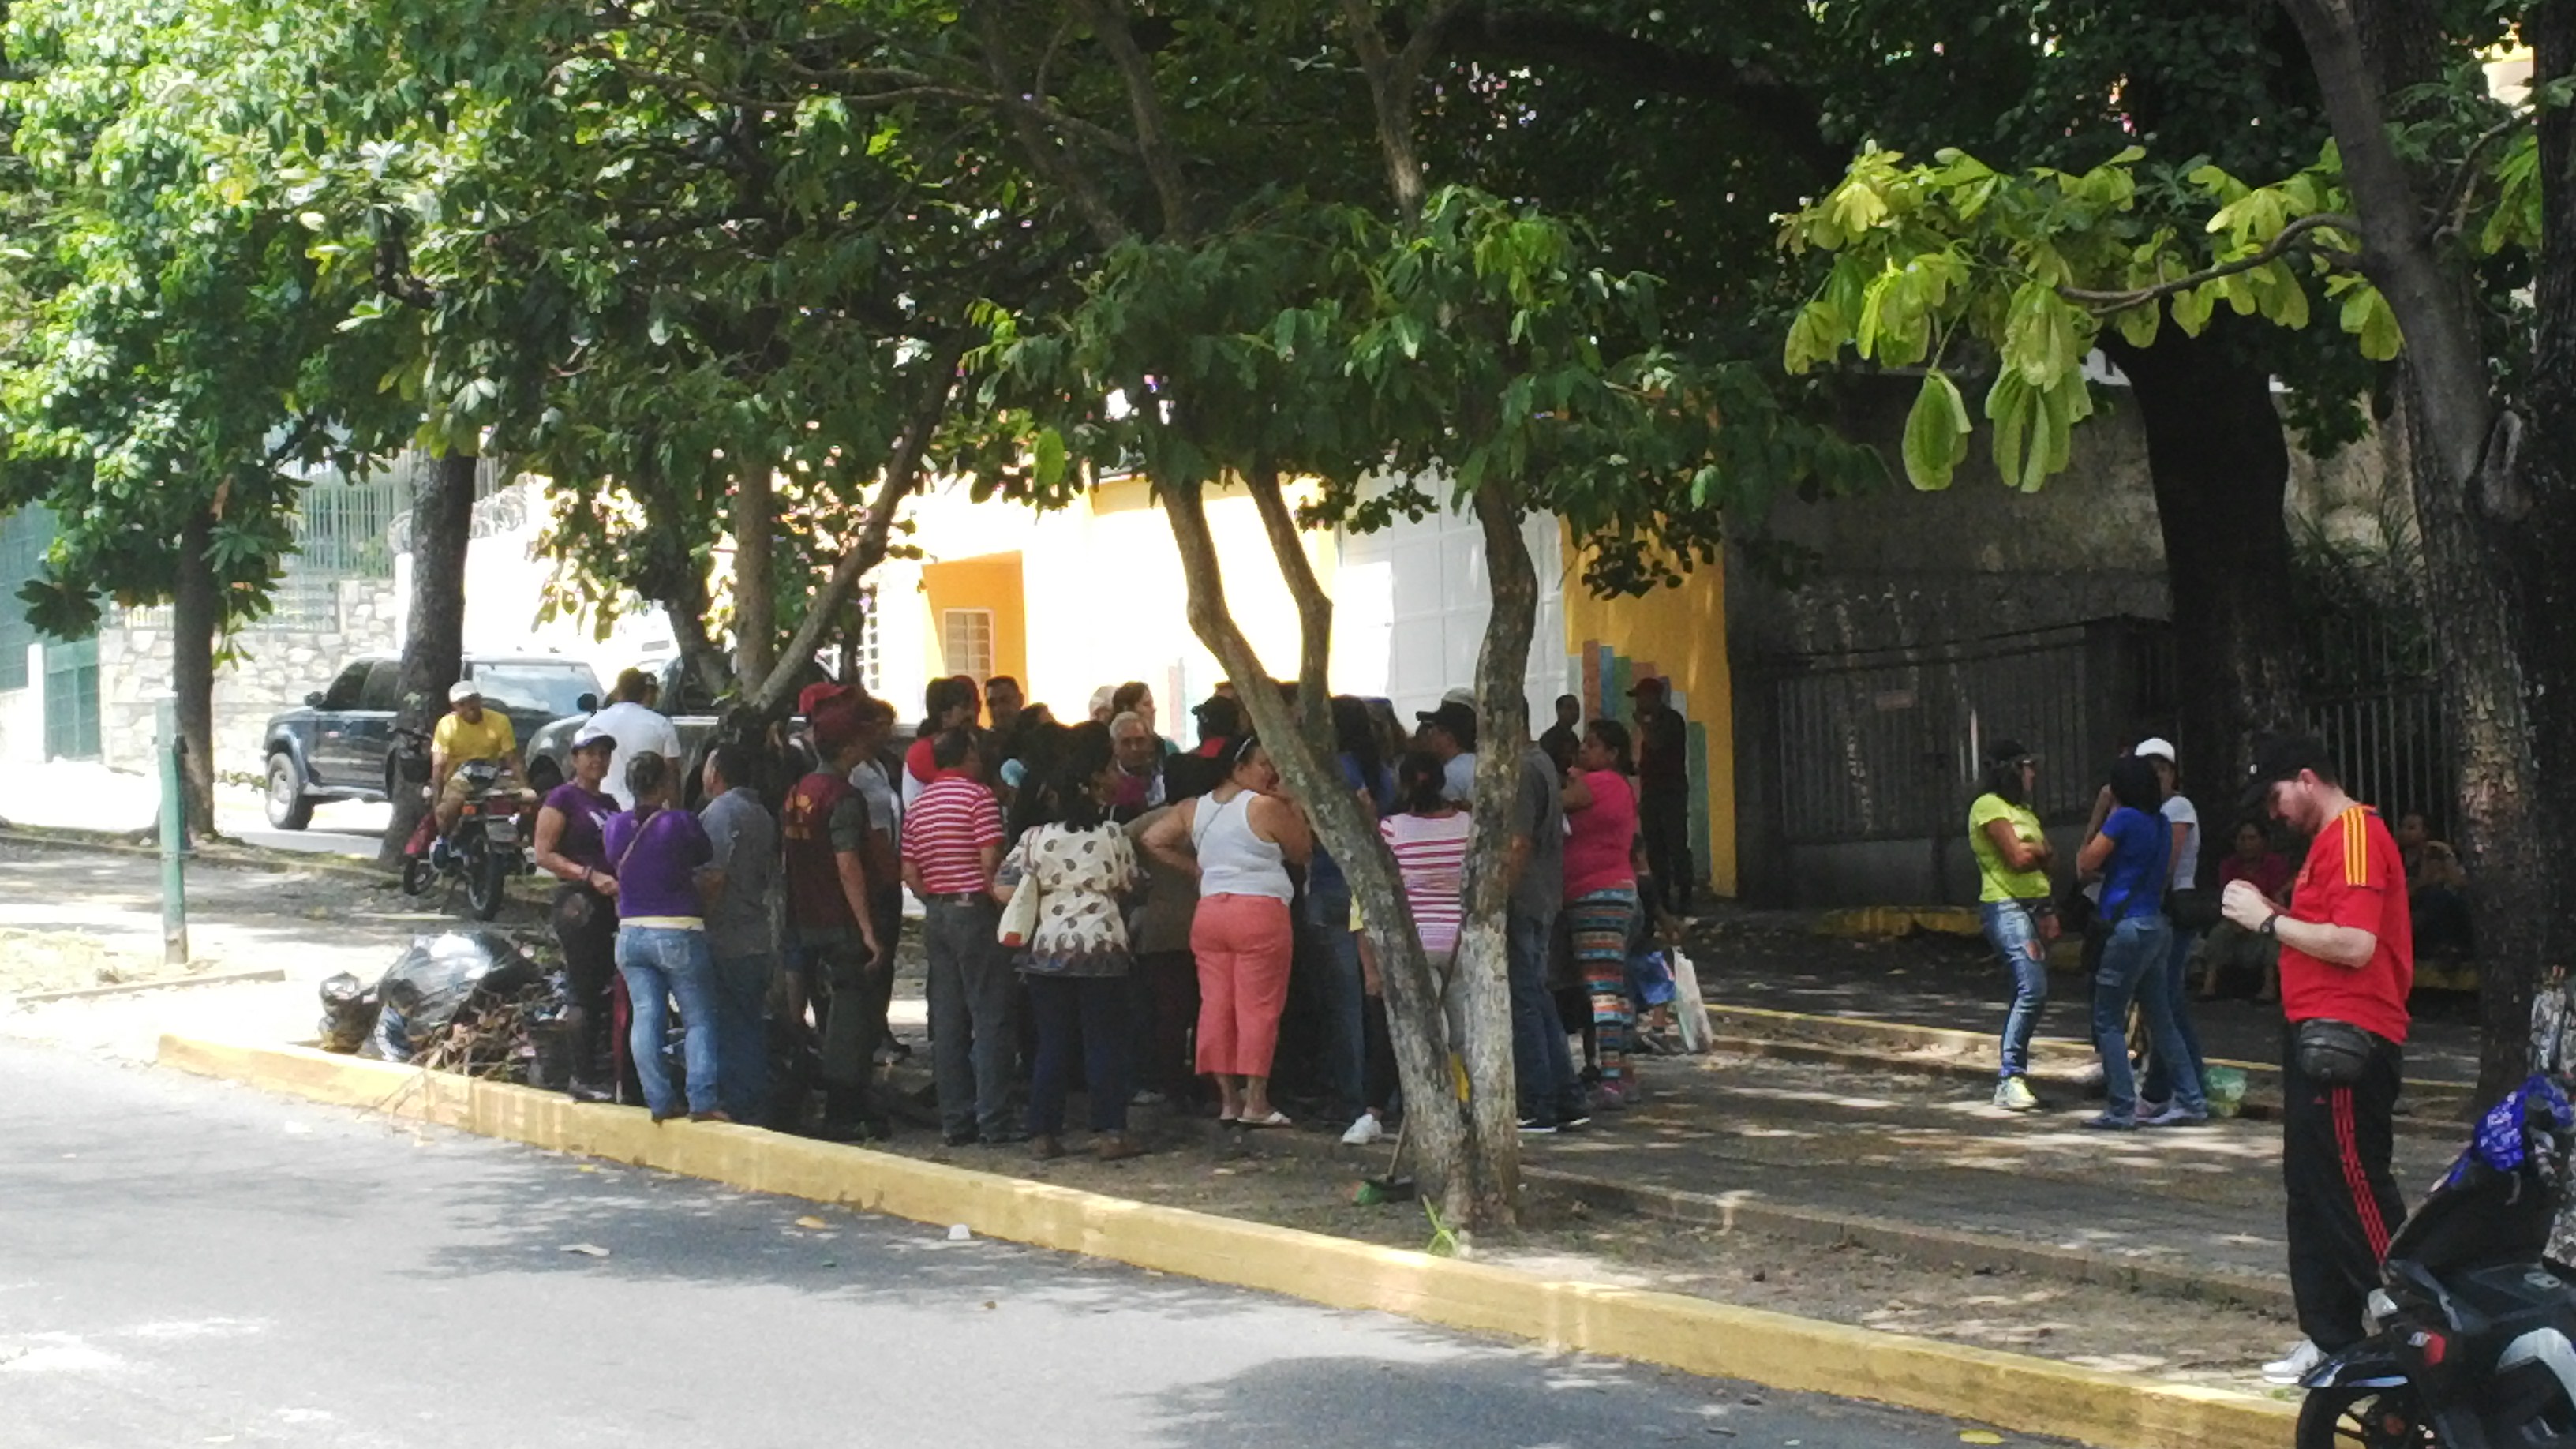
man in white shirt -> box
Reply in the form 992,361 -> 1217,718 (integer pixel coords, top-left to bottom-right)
586,667 -> 684,809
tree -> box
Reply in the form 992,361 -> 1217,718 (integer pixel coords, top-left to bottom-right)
0,0 -> 416,835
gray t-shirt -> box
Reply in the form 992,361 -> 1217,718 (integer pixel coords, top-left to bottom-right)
699,787 -> 777,960
2162,793 -> 2203,891
1511,746 -> 1567,922
1442,751 -> 1478,805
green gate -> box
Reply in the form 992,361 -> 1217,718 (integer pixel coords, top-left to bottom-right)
42,633 -> 98,759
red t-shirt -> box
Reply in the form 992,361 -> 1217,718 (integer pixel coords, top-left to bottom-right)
2280,806 -> 2413,1043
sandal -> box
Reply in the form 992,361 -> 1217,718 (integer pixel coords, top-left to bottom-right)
1239,1110 -> 1293,1129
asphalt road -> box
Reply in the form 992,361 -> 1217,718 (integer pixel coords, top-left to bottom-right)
0,1044 -> 2038,1449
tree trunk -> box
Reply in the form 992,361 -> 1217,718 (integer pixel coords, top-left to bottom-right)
1455,481 -> 1537,1226
665,575 -> 733,703
171,508 -> 219,839
731,462 -> 777,688
2102,328 -> 2305,780
379,450 -> 476,867
1159,471 -> 1503,1226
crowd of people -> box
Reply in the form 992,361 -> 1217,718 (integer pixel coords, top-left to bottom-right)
1968,730 -> 2421,1384
494,668 -> 1699,1160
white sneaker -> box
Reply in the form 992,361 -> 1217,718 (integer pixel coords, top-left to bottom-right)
2261,1339 -> 2323,1385
1340,1112 -> 1386,1147
1993,1076 -> 2040,1112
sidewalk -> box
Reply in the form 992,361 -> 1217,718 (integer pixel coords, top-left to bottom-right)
1682,906 -> 2483,1088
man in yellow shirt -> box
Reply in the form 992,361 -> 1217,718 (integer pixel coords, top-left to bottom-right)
432,680 -> 530,835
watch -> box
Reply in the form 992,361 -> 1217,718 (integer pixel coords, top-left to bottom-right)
2260,913 -> 2281,937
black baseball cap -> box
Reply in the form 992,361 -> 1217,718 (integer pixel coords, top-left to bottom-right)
1985,738 -> 2032,767
2243,733 -> 2336,813
1416,700 -> 1478,749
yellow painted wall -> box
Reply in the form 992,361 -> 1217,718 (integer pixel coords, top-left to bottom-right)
1561,552 -> 1738,897
918,551 -> 1028,697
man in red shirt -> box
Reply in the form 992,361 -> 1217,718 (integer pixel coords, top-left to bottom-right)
2224,735 -> 2413,1383
783,695 -> 893,1140
900,727 -> 1019,1146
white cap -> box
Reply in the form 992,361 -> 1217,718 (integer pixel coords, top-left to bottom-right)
1442,685 -> 1477,707
571,722 -> 617,751
447,680 -> 482,703
2133,736 -> 2177,763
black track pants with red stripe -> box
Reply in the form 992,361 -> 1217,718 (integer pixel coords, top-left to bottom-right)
2282,1024 -> 2408,1350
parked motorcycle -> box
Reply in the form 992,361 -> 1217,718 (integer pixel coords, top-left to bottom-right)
399,743 -> 528,921
2299,1074 -> 2576,1447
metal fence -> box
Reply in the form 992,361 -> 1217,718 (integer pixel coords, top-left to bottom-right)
2301,612 -> 2451,836
1756,619 -> 2174,845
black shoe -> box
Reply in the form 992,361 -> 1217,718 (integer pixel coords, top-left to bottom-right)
1555,1106 -> 1593,1130
942,1127 -> 979,1148
981,1129 -> 1032,1146
1517,1116 -> 1559,1135
815,1118 -> 889,1144
566,1079 -> 615,1104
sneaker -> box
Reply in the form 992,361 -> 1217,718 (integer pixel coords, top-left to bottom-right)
2262,1339 -> 2324,1385
1556,1109 -> 1593,1132
1340,1112 -> 1386,1147
1994,1076 -> 2041,1113
1129,1089 -> 1167,1107
2141,1105 -> 2211,1128
2140,1098 -> 2172,1119
2081,1112 -> 2138,1131
1517,1116 -> 1559,1135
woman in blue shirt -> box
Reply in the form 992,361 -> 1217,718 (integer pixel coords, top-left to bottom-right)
2073,754 -> 2207,1129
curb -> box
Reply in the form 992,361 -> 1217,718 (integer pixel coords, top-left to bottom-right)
1704,1002 -> 2475,1125
158,1033 -> 2299,1449
0,824 -> 391,884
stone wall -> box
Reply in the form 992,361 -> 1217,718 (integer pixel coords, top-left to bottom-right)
100,578 -> 402,780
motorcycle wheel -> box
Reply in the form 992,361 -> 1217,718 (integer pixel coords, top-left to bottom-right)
465,837 -> 508,922
401,854 -> 435,897
2297,1383 -> 2439,1448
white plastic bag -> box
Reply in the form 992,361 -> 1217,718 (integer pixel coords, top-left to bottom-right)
1668,945 -> 1711,1054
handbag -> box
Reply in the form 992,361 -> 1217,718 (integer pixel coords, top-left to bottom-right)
2165,887 -> 2222,933
997,828 -> 1045,949
2294,1017 -> 2376,1086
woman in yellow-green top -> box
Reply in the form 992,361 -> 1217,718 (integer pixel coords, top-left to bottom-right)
1969,738 -> 2057,1112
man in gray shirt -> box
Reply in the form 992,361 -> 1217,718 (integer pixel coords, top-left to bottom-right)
1508,740 -> 1588,1132
698,742 -> 778,1121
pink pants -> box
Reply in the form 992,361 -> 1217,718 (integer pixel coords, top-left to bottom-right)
1192,893 -> 1295,1078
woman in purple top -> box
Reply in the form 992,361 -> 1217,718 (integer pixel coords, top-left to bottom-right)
533,724 -> 620,1102
600,751 -> 724,1122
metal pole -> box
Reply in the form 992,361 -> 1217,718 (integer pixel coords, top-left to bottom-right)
156,696 -> 188,968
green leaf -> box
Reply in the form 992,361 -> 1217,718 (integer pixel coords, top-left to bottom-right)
1032,427 -> 1068,488
1999,283 -> 2081,388
2340,286 -> 2404,361
1900,369 -> 1971,492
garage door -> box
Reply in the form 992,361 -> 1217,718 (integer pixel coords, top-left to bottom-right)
1330,498 -> 1567,727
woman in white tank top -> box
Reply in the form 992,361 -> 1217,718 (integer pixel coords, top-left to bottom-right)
1142,736 -> 1312,1126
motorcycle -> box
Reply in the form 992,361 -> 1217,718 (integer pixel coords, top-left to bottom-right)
400,743 -> 530,921
2298,1074 -> 2576,1448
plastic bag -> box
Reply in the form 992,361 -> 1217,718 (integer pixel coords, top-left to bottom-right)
1668,946 -> 1711,1054
316,972 -> 380,1054
364,930 -> 543,1062
2203,1065 -> 2248,1118
1627,948 -> 1676,1009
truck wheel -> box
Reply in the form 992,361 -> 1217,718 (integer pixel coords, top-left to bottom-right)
265,754 -> 315,831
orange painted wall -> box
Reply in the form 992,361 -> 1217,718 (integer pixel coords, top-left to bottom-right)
918,551 -> 1028,697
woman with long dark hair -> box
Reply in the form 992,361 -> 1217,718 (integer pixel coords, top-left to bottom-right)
532,724 -> 620,1101
1968,739 -> 2057,1112
1563,719 -> 1642,1111
2073,753 -> 2204,1129
996,726 -> 1146,1160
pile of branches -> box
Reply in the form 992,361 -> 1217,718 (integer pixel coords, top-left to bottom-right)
412,976 -> 558,1082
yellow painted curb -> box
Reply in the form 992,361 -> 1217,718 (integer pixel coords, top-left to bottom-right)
1814,905 -> 1983,939
159,1033 -> 2298,1449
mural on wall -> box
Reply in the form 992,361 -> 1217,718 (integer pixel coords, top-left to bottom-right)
1575,639 -> 1713,893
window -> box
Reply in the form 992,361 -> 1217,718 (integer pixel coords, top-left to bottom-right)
940,608 -> 994,681
359,660 -> 404,713
468,661 -> 605,720
320,661 -> 372,710
0,508 -> 44,692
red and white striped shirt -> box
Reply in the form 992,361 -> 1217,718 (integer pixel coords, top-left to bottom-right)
1381,811 -> 1473,957
901,777 -> 1005,897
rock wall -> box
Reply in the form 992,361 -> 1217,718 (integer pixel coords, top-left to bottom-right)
100,578 -> 402,778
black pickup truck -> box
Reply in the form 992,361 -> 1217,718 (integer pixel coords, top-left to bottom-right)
260,653 -> 605,829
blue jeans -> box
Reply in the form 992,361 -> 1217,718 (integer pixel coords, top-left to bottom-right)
2140,928 -> 2209,1110
616,925 -> 722,1118
1982,900 -> 2049,1080
1025,973 -> 1129,1136
709,949 -> 773,1121
2091,914 -> 2203,1118
1508,908 -> 1585,1121
1305,876 -> 1366,1118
